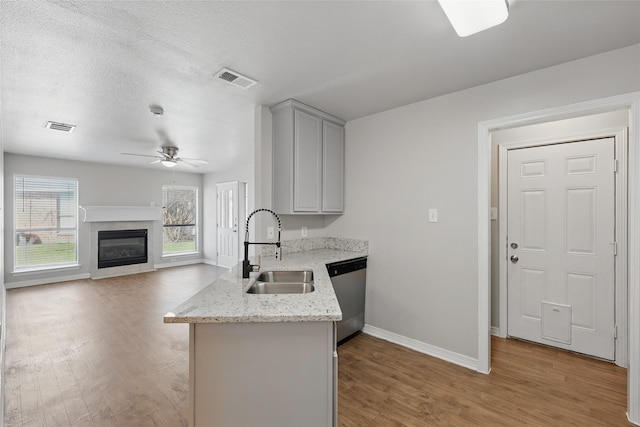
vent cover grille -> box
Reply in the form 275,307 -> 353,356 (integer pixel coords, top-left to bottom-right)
45,121 -> 76,132
214,68 -> 258,89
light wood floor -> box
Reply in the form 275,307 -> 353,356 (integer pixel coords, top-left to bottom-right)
3,265 -> 630,426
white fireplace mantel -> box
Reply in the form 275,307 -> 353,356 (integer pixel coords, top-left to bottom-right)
79,205 -> 162,223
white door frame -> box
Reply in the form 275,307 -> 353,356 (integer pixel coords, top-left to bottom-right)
477,91 -> 640,424
215,181 -> 247,268
497,128 -> 627,366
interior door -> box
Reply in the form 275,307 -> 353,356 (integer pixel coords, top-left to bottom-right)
216,181 -> 240,268
507,137 -> 616,360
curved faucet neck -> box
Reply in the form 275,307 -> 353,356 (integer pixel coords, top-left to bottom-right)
245,208 -> 282,242
243,209 -> 283,278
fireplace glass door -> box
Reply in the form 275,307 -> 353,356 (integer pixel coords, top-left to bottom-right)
98,229 -> 148,269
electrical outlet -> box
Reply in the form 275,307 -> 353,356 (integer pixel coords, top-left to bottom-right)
267,226 -> 274,239
301,226 -> 308,237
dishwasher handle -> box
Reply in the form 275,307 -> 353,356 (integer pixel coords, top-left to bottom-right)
326,257 -> 367,277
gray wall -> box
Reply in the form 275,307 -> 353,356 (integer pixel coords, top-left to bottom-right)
324,44 -> 640,359
4,154 -> 203,286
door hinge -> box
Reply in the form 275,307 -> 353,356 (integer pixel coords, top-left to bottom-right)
614,159 -> 619,173
614,325 -> 618,339
612,241 -> 618,256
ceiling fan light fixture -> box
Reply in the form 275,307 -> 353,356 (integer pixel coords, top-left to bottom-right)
161,159 -> 177,168
438,0 -> 509,37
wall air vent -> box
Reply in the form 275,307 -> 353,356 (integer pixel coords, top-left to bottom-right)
45,121 -> 76,132
214,68 -> 258,89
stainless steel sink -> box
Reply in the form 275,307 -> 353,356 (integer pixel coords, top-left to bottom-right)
256,270 -> 314,283
246,270 -> 315,294
246,281 -> 315,294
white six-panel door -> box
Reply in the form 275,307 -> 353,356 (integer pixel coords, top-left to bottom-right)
507,137 -> 616,360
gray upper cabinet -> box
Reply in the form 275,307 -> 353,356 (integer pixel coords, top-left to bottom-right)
321,120 -> 344,213
271,100 -> 345,215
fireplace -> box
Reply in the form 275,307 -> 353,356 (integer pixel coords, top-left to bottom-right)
98,229 -> 148,269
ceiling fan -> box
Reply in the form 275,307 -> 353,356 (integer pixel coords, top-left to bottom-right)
122,146 -> 209,168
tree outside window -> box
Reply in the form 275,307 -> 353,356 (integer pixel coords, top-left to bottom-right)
162,186 -> 198,255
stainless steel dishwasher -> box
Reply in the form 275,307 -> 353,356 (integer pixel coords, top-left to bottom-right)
326,257 -> 367,343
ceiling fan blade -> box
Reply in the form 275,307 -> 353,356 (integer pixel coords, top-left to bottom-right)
147,159 -> 162,164
177,158 -> 199,167
122,152 -> 163,159
179,157 -> 209,164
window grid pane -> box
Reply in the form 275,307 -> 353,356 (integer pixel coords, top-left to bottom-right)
162,186 -> 198,255
15,176 -> 78,270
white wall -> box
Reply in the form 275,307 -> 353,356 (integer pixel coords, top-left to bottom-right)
325,44 -> 640,359
490,109 -> 630,330
4,154 -> 203,286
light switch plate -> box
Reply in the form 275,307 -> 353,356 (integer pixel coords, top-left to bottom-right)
428,208 -> 438,223
267,226 -> 274,239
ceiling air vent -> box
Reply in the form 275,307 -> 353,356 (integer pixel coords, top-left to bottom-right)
214,68 -> 258,89
45,121 -> 76,133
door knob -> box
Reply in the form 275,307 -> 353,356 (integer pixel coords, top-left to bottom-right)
510,255 -> 519,263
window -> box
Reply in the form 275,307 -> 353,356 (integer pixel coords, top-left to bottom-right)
162,186 -> 198,255
14,175 -> 78,271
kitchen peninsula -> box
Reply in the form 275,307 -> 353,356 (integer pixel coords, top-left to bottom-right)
164,240 -> 367,427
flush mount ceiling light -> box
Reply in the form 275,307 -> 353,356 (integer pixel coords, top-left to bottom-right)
438,0 -> 509,37
161,159 -> 177,168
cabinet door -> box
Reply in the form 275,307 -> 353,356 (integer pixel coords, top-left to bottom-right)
322,121 -> 344,213
294,109 -> 322,212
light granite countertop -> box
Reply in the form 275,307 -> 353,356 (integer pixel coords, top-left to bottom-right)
163,249 -> 368,323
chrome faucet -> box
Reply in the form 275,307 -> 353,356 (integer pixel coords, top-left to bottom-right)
243,208 -> 282,278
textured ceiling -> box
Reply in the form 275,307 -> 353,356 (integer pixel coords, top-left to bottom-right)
1,1 -> 639,173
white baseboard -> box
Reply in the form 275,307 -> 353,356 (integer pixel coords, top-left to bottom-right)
491,326 -> 501,336
155,258 -> 205,269
362,324 -> 479,371
202,259 -> 219,267
5,273 -> 91,289
5,260 -> 216,288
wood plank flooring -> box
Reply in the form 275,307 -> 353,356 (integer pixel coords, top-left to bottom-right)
3,265 -> 630,426
3,265 -> 227,427
339,334 -> 630,426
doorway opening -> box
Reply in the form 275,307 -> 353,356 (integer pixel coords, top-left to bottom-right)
495,119 -> 627,364
477,92 -> 640,423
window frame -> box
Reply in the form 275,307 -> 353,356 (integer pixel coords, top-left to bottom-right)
13,174 -> 79,272
162,185 -> 199,256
